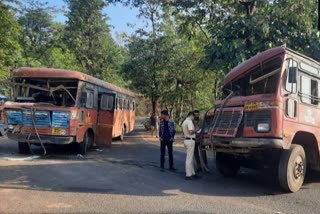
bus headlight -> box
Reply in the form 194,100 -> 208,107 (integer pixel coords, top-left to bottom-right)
8,124 -> 14,130
257,123 -> 270,132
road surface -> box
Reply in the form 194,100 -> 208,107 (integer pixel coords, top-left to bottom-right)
1,120 -> 320,214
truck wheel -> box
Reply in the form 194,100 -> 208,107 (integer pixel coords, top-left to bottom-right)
216,153 -> 240,177
278,144 -> 306,193
120,126 -> 126,141
18,142 -> 30,154
78,132 -> 91,155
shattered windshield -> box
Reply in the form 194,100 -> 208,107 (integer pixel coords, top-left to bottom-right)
224,57 -> 283,97
13,78 -> 78,107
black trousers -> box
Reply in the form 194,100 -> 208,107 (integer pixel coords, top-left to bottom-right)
160,140 -> 174,168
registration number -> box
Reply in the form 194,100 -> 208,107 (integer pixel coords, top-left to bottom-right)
52,128 -> 62,135
245,102 -> 260,111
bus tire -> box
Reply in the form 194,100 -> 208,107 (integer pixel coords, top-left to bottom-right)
216,153 -> 240,177
278,144 -> 306,193
120,126 -> 126,141
78,132 -> 91,155
18,142 -> 30,154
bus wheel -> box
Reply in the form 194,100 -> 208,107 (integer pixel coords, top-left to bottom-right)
18,142 -> 30,154
78,132 -> 91,155
215,153 -> 240,177
278,144 -> 306,193
120,126 -> 126,141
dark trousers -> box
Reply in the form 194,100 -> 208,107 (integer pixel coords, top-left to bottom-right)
160,140 -> 174,169
194,141 -> 208,170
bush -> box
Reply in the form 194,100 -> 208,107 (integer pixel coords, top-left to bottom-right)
144,120 -> 151,131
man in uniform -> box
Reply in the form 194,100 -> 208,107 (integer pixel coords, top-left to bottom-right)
182,111 -> 200,180
193,110 -> 208,172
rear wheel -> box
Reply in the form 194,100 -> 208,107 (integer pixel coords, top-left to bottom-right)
18,142 -> 30,154
215,152 -> 240,177
78,132 -> 92,155
120,126 -> 126,141
278,144 -> 306,193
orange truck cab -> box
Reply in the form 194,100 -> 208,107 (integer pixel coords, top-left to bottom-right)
201,46 -> 320,192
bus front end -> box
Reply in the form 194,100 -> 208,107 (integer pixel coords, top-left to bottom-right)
202,47 -> 301,190
5,107 -> 77,146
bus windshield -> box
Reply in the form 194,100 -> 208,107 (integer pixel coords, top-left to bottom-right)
224,57 -> 283,97
13,78 -> 78,107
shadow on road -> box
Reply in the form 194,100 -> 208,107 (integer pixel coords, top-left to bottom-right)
1,118 -> 320,198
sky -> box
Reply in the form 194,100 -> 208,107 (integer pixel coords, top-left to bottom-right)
40,0 -> 146,40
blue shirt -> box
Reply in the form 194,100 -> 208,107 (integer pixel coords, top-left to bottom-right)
162,120 -> 171,141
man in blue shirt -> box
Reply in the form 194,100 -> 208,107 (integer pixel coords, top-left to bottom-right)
159,110 -> 176,171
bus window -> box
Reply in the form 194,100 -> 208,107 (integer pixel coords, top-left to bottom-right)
86,90 -> 94,108
100,95 -> 114,111
300,76 -> 318,105
285,59 -> 297,93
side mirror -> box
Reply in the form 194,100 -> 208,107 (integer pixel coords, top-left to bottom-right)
80,92 -> 87,107
288,67 -> 297,83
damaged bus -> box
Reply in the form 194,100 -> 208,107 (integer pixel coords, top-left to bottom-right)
1,67 -> 136,155
201,46 -> 320,192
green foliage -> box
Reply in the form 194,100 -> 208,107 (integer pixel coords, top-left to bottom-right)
64,0 -> 124,84
0,1 -> 22,79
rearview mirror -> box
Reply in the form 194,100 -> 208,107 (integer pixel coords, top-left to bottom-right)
288,67 -> 297,83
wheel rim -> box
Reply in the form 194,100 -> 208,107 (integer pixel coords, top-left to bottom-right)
293,155 -> 304,181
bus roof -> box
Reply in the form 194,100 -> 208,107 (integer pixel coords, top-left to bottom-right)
224,47 -> 286,86
12,67 -> 136,97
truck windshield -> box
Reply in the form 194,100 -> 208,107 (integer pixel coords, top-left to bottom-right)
224,57 -> 283,97
13,78 -> 78,107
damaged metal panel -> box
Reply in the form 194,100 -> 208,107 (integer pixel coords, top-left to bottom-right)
52,111 -> 70,128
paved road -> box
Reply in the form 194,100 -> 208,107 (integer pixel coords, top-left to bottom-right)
1,120 -> 320,214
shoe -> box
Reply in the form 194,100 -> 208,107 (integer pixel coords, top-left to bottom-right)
192,174 -> 201,179
160,168 -> 165,172
185,176 -> 192,180
169,167 -> 176,171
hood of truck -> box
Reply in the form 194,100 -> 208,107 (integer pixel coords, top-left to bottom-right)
214,94 -> 279,108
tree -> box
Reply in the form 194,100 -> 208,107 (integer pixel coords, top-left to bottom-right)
0,1 -> 22,79
18,0 -> 57,66
65,0 -> 123,81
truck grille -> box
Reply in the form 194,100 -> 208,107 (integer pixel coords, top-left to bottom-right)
211,107 -> 244,137
245,111 -> 271,127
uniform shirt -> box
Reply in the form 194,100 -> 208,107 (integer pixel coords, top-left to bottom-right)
182,117 -> 196,138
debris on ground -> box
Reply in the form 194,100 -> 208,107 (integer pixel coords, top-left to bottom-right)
2,155 -> 40,161
76,154 -> 84,159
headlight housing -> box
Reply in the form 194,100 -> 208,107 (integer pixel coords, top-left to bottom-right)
256,123 -> 270,133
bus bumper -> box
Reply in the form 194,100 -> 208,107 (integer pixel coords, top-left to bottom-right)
202,137 -> 283,153
7,133 -> 75,145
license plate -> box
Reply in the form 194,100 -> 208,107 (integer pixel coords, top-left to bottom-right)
52,128 -> 61,135
245,102 -> 260,111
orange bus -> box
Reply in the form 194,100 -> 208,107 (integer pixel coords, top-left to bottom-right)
2,67 -> 135,155
201,46 -> 320,192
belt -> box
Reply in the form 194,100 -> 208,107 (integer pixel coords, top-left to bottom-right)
185,137 -> 196,141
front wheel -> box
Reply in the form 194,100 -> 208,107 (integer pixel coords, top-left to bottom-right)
278,144 -> 306,193
215,153 -> 240,177
18,142 -> 30,154
78,132 -> 92,155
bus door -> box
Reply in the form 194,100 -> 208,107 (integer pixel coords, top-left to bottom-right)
96,93 -> 115,145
